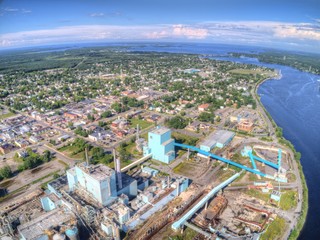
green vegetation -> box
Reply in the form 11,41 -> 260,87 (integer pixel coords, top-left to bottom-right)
229,68 -> 275,75
101,110 -> 112,118
288,160 -> 308,240
0,165 -> 13,181
260,136 -> 273,142
198,111 -> 215,123
165,227 -> 198,240
231,51 -> 320,74
59,138 -> 113,165
117,142 -> 132,166
245,189 -> 270,202
74,126 -> 89,137
129,118 -> 153,130
17,149 -> 53,171
90,146 -> 114,165
172,132 -> 199,146
166,116 -> 188,129
280,190 -> 298,210
0,111 -> 15,120
261,217 -> 286,240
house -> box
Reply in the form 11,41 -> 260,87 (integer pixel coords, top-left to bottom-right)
14,139 -> 29,148
114,130 -> 126,138
88,132 -> 104,142
29,135 -> 42,143
57,134 -> 70,142
18,150 -> 29,158
146,114 -> 160,123
199,122 -> 211,130
111,118 -> 128,130
185,121 -> 200,132
63,112 -> 78,120
198,103 -> 210,112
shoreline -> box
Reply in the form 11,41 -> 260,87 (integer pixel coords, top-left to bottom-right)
254,73 -> 308,240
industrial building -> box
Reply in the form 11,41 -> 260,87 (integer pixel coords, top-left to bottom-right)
17,208 -> 78,240
200,130 -> 235,151
2,155 -> 190,240
143,126 -> 175,164
67,163 -> 118,206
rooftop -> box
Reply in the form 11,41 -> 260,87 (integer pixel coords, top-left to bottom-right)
17,208 -> 74,240
48,175 -> 68,190
78,163 -> 115,181
150,126 -> 170,136
201,130 -> 234,147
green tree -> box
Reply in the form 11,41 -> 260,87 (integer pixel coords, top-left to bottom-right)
0,166 -> 13,180
101,110 -> 112,118
166,116 -> 188,129
198,112 -> 215,123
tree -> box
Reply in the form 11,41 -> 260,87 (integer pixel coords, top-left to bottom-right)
198,112 -> 215,123
166,116 -> 188,129
74,127 -> 89,137
42,150 -> 52,162
0,166 -> 13,180
101,110 -> 112,118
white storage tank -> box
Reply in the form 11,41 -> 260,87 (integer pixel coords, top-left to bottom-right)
53,233 -> 66,240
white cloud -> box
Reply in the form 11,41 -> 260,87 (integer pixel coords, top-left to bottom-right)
4,7 -> 19,12
0,22 -> 319,52
172,24 -> 208,39
1,7 -> 32,16
90,13 -> 105,17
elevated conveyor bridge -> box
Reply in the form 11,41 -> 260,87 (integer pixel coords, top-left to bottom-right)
174,143 -> 286,182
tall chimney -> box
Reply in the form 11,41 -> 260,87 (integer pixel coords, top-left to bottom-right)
114,149 -> 122,190
136,124 -> 140,140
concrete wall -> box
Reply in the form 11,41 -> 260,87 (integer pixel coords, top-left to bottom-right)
67,170 -> 78,192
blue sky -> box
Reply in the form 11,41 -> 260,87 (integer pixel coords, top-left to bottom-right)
0,0 -> 319,52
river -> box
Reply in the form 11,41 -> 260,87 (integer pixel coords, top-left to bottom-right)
126,43 -> 320,239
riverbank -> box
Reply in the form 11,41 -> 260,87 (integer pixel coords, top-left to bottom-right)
254,75 -> 308,240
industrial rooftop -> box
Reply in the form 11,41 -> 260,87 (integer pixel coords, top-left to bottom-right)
78,163 -> 115,181
150,126 -> 170,135
17,208 -> 75,240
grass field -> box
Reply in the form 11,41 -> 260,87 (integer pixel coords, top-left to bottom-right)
229,68 -> 273,75
261,217 -> 286,240
280,190 -> 298,210
58,145 -> 85,159
0,112 -> 15,120
173,161 -> 199,176
245,189 -> 270,202
129,118 -> 153,130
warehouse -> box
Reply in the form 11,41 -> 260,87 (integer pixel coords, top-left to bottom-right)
200,130 -> 235,151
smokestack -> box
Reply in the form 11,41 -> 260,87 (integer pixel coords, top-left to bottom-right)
114,149 -> 122,190
136,124 -> 139,140
85,148 -> 89,166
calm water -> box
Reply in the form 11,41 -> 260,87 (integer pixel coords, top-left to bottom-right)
124,43 -> 320,239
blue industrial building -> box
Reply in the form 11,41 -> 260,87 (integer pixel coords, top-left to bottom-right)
143,126 -> 175,164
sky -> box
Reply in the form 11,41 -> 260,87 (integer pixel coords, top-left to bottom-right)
0,0 -> 319,52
